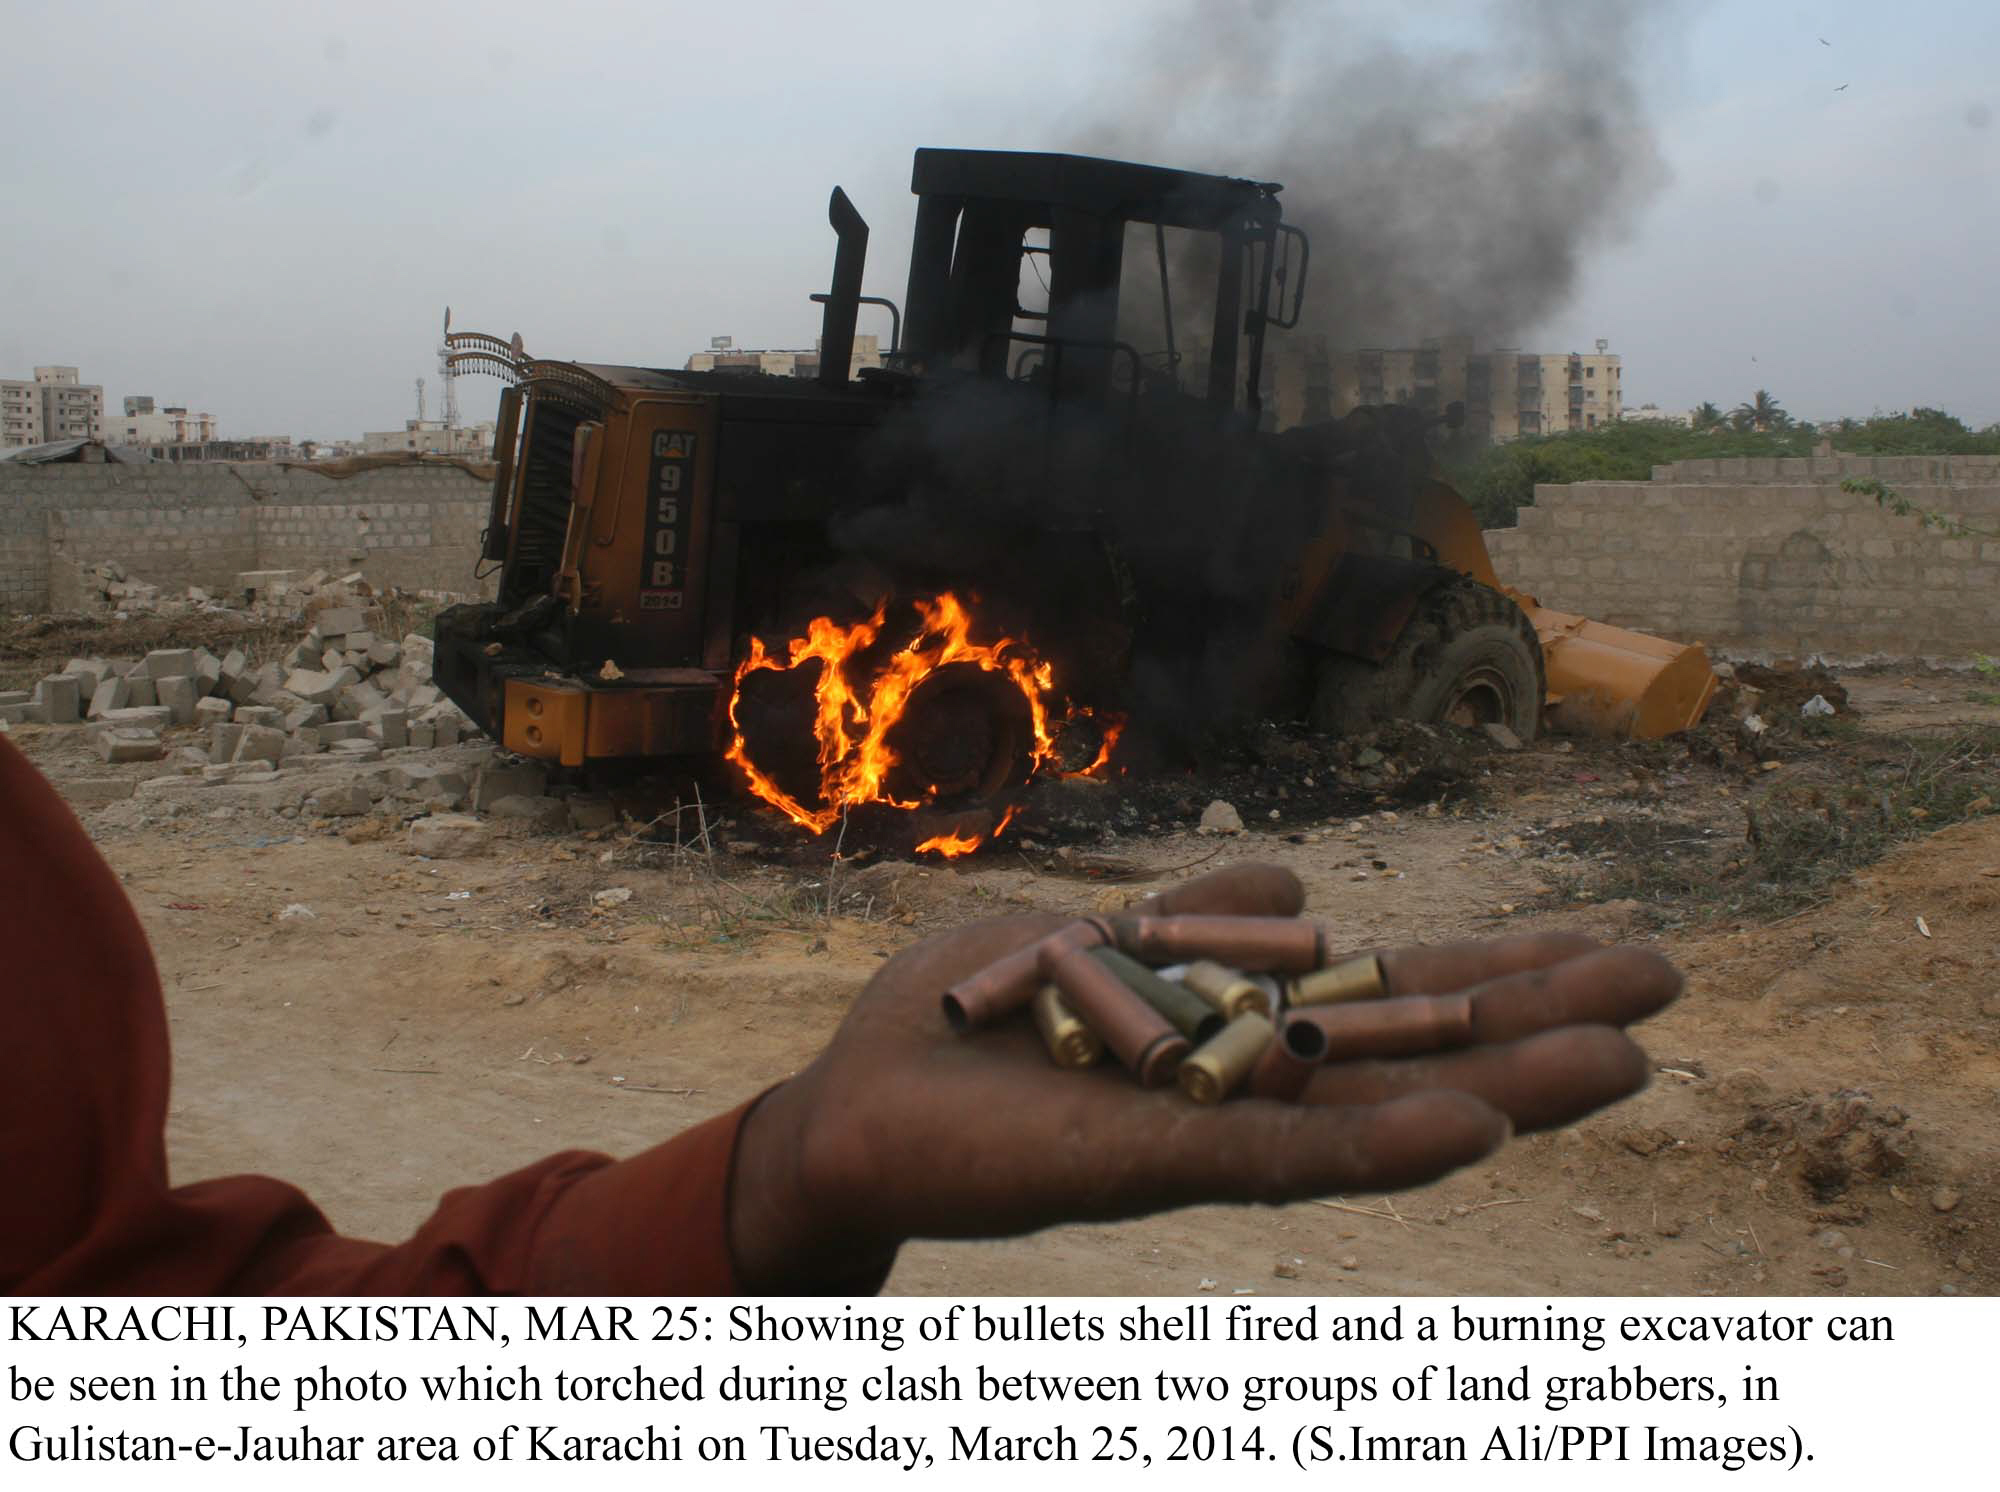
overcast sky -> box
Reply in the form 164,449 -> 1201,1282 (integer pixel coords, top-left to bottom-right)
2,0 -> 1994,437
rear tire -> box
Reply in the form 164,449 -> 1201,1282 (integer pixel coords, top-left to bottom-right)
1310,577 -> 1545,741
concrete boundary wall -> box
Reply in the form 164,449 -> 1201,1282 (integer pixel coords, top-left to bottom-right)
0,463 -> 497,611
1485,455 -> 2000,663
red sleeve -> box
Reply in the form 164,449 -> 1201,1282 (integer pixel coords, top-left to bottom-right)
0,734 -> 751,1295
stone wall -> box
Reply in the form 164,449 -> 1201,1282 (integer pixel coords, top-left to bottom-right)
1484,455 -> 2000,664
0,462 -> 496,611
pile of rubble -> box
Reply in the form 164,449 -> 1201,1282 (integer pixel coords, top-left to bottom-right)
71,562 -> 471,623
0,604 -> 476,768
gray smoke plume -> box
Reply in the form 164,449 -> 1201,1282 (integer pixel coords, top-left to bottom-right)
1074,0 -> 1672,350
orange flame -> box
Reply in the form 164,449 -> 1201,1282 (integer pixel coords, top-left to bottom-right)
914,829 -> 983,858
726,593 -> 1060,841
1061,715 -> 1125,779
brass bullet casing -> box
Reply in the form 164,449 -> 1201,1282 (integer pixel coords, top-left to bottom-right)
1249,1013 -> 1331,1101
1030,982 -> 1104,1069
942,918 -> 1109,1030
1110,914 -> 1324,973
1091,947 -> 1225,1043
1287,953 -> 1388,1009
1041,943 -> 1189,1087
1178,1011 -> 1277,1104
1178,959 -> 1273,1020
1290,992 -> 1476,1063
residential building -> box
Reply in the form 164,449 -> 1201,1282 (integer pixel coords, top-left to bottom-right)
359,419 -> 497,458
1,367 -> 105,446
1280,337 -> 1623,440
102,404 -> 217,447
1621,402 -> 1695,427
683,333 -> 883,382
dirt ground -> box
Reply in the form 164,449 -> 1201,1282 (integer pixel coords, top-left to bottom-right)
8,660 -> 1996,1298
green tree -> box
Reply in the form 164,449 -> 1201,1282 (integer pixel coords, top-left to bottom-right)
1691,400 -> 1724,432
1733,389 -> 1786,433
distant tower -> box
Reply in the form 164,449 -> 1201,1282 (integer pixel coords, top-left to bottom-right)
437,307 -> 460,435
415,377 -> 426,423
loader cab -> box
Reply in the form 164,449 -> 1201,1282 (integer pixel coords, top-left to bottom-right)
893,149 -> 1308,420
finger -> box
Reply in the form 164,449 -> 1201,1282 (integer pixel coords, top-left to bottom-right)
1302,1025 -> 1652,1133
1373,932 -> 1604,995
1146,1089 -> 1513,1205
1465,946 -> 1682,1041
1132,863 -> 1305,919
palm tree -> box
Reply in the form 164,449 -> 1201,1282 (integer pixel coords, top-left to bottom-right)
1732,389 -> 1786,433
1691,401 -> 1724,432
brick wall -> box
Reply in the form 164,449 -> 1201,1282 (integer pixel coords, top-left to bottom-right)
1485,455 -> 2000,664
0,462 -> 497,611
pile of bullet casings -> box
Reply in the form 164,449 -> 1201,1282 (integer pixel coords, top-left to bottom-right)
943,914 -> 1476,1103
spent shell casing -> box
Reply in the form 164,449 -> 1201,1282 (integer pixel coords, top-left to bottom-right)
1178,1011 -> 1277,1104
1030,982 -> 1104,1069
1287,953 -> 1388,1009
1250,1014 -> 1331,1100
942,918 -> 1110,1030
1110,914 -> 1324,973
1091,947 -> 1226,1043
1042,943 -> 1188,1086
1179,959 -> 1273,1020
1291,992 -> 1477,1063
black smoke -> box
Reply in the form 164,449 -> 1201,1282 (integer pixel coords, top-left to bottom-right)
1074,0 -> 1672,352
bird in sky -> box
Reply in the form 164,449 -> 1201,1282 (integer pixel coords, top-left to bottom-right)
1835,83 -> 1849,91
1820,37 -> 1831,46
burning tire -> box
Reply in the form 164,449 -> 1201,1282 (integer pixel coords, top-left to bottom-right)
1310,577 -> 1545,742
883,662 -> 1035,803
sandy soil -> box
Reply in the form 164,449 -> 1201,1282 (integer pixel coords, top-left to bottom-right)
8,667 -> 1994,1298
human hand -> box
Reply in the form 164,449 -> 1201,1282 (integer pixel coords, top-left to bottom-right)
726,864 -> 1680,1290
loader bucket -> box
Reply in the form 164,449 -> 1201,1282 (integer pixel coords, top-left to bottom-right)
1509,594 -> 1718,739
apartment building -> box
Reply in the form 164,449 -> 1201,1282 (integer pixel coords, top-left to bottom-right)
1,367 -> 107,445
1283,337 -> 1623,440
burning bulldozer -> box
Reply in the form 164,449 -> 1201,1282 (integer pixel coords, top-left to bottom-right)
433,148 -> 1713,851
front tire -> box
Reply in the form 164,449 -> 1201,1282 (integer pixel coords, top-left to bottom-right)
1310,577 -> 1545,741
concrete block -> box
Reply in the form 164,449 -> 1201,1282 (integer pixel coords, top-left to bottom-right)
233,705 -> 286,730
125,676 -> 158,708
0,704 -> 32,725
321,648 -> 345,672
96,705 -> 172,733
344,630 -> 376,654
286,728 -> 327,755
368,639 -> 401,669
409,813 -> 489,858
489,794 -> 570,830
405,683 -> 442,713
473,761 -> 548,811
0,691 -> 26,707
208,722 -> 246,763
98,728 -> 164,763
408,722 -> 436,750
34,675 -> 82,725
284,702 -> 329,733
61,777 -> 138,806
284,669 -> 343,706
310,781 -> 375,817
316,605 -> 366,637
225,670 -> 260,706
232,724 -> 288,766
329,739 -> 383,762
64,659 -> 107,698
219,648 -> 249,688
156,675 -> 198,726
143,648 -> 197,679
194,696 -> 233,729
335,681 -> 386,722
193,650 -> 222,697
364,705 -> 408,749
319,720 -> 369,743
388,763 -> 470,807
433,716 -> 461,747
